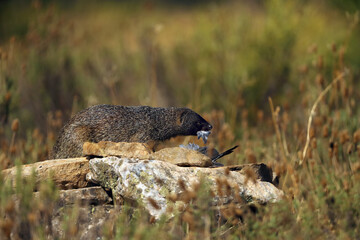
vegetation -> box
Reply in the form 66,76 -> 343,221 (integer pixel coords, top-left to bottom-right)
0,0 -> 359,239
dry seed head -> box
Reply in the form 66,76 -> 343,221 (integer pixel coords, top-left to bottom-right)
47,131 -> 55,141
315,74 -> 324,87
224,167 -> 230,176
275,163 -> 283,177
301,97 -> 308,108
339,130 -> 350,144
332,128 -> 338,139
149,216 -> 156,224
322,125 -> 329,138
32,0 -> 41,9
232,218 -> 240,225
1,219 -> 14,238
311,138 -> 317,149
166,205 -> 174,213
27,212 -> 37,224
282,112 -> 290,127
346,143 -> 353,154
244,167 -> 257,184
241,109 -> 248,119
339,46 -> 345,64
309,159 -> 316,168
353,129 -> 360,143
148,197 -> 161,210
316,56 -> 323,69
245,148 -> 257,163
299,81 -> 305,92
286,163 -> 294,175
328,147 -> 333,158
321,178 -> 327,189
353,162 -> 360,172
343,180 -> 350,191
275,106 -> 281,117
257,110 -> 264,122
192,182 -> 200,191
5,92 -> 11,102
308,44 -> 318,54
5,201 -> 15,214
314,116 -> 323,127
2,52 -> 8,60
220,208 -> 233,220
155,177 -> 164,186
335,78 -> 341,90
216,178 -> 224,197
11,119 -> 19,132
235,207 -> 243,216
334,142 -> 339,156
177,202 -> 186,211
178,179 -> 187,191
309,127 -> 316,139
331,43 -> 337,53
342,86 -> 349,99
182,211 -> 194,226
237,97 -> 245,107
68,224 -> 78,237
306,149 -> 312,159
182,191 -> 196,203
9,146 -> 16,154
298,64 -> 308,74
293,122 -> 299,136
234,186 -> 244,203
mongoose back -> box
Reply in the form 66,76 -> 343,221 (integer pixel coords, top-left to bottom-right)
51,104 -> 212,159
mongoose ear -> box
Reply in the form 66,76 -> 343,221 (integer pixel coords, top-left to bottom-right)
177,109 -> 187,126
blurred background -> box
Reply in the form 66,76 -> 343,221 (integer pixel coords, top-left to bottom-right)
1,2 -> 360,238
0,0 -> 359,163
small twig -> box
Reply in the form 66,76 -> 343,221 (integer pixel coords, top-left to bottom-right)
269,97 -> 287,161
301,70 -> 348,165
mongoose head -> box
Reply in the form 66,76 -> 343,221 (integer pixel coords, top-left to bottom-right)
179,108 -> 212,136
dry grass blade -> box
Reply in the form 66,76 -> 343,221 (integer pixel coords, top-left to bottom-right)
301,70 -> 348,165
268,97 -> 287,161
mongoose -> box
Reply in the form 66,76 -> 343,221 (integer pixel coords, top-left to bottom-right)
51,104 -> 212,159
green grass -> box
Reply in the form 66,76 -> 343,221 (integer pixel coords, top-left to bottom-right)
0,0 -> 360,239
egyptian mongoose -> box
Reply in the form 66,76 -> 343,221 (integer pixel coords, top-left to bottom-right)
51,104 -> 212,159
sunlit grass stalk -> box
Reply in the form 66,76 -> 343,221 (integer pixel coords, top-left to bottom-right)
301,70 -> 348,165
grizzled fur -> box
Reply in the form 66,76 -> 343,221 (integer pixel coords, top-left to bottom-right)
51,104 -> 212,159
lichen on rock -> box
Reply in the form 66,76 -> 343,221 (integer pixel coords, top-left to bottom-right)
87,157 -> 284,219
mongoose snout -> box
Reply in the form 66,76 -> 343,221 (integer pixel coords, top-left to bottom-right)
51,104 -> 212,159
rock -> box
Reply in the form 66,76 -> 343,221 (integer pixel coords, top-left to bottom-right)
5,186 -> 114,239
45,186 -> 112,207
218,163 -> 274,183
2,158 -> 90,190
152,147 -> 212,167
83,141 -> 212,167
83,141 -> 152,159
87,157 -> 284,219
51,205 -> 120,240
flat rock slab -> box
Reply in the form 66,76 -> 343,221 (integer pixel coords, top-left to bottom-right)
87,157 -> 284,219
2,158 -> 90,190
83,141 -> 212,167
83,141 -> 152,159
